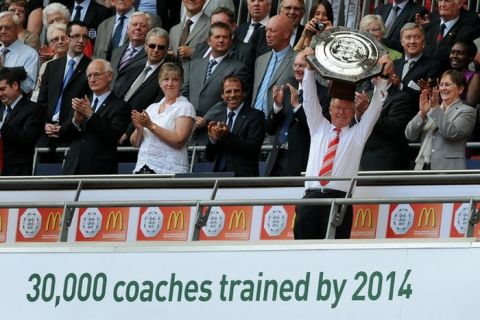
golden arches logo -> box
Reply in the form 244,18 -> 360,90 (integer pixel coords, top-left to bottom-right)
0,215 -> 2,232
417,207 -> 436,228
45,211 -> 61,232
291,211 -> 296,229
106,211 -> 123,231
229,210 -> 246,230
354,208 -> 373,228
167,210 -> 185,231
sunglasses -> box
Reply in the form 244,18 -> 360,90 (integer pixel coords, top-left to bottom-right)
147,43 -> 167,50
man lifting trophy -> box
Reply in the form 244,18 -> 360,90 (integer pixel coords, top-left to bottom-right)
294,27 -> 393,240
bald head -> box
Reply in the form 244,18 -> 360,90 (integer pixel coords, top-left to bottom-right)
266,15 -> 293,51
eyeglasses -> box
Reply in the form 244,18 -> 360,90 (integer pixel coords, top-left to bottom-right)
147,43 -> 167,50
86,71 -> 110,79
69,34 -> 90,41
0,25 -> 14,31
50,35 -> 68,43
282,5 -> 304,12
331,105 -> 354,112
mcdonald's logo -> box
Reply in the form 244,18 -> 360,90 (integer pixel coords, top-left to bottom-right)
167,210 -> 184,231
229,210 -> 246,230
291,212 -> 296,230
45,211 -> 61,232
354,209 -> 372,228
417,208 -> 436,228
106,211 -> 123,231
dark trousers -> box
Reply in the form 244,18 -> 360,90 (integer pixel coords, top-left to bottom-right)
294,189 -> 352,239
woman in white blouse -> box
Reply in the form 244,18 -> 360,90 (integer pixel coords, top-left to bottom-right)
130,62 -> 196,174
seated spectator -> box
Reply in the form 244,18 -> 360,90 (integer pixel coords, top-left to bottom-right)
293,0 -> 333,52
130,62 -> 195,174
449,40 -> 480,108
0,11 -> 39,95
0,67 -> 43,176
359,14 -> 402,61
205,76 -> 266,176
405,70 -> 476,170
8,0 -> 40,50
31,23 -> 68,102
39,3 -> 70,63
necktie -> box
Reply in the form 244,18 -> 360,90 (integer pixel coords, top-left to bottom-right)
124,66 -> 151,101
111,15 -> 126,50
401,59 -> 414,80
437,23 -> 446,42
119,47 -> 137,70
179,19 -> 193,47
91,98 -> 99,113
298,88 -> 303,104
73,5 -> 83,21
254,54 -> 278,118
385,5 -> 400,36
53,59 -> 76,117
319,127 -> 341,186
2,48 -> 9,65
227,111 -> 235,131
205,59 -> 217,82
244,22 -> 261,43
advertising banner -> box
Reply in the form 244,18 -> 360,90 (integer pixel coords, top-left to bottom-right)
0,208 -> 7,243
76,207 -> 129,242
350,204 -> 379,239
260,205 -> 295,240
0,241 -> 479,319
450,203 -> 480,237
16,208 -> 63,242
386,203 -> 442,238
199,206 -> 253,240
136,207 -> 191,241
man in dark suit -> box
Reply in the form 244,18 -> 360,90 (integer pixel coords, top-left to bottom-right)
0,68 -> 43,176
422,0 -> 480,69
110,12 -> 151,78
235,0 -> 271,45
69,0 -> 112,43
392,23 -> 441,104
37,21 -> 92,149
182,22 -> 249,144
374,0 -> 428,52
60,59 -> 130,175
114,27 -> 168,144
360,73 -> 417,171
205,76 -> 266,176
191,7 -> 255,71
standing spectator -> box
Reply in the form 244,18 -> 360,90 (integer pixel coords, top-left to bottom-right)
205,76 -> 265,176
39,3 -> 70,63
405,70 -> 476,170
0,11 -> 39,95
449,40 -> 480,108
37,21 -> 91,149
235,0 -> 271,44
294,0 -> 333,52
359,15 -> 402,61
279,0 -> 305,47
294,49 -> 391,240
130,63 -> 195,174
169,0 -> 210,62
374,0 -> 428,53
68,0 -> 112,45
0,67 -> 43,176
181,0 -> 235,20
110,12 -> 151,77
60,59 -> 130,174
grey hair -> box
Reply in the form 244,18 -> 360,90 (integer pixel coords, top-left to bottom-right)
129,11 -> 152,30
359,14 -> 386,35
0,11 -> 20,26
146,27 -> 170,47
42,3 -> 70,27
46,22 -> 67,42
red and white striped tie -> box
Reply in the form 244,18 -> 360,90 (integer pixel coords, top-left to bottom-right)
319,127 -> 341,186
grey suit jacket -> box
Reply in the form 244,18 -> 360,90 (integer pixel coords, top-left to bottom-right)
251,47 -> 296,114
169,13 -> 210,56
405,100 -> 476,170
110,44 -> 147,78
181,54 -> 250,117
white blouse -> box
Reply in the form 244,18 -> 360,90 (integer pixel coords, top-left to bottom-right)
134,96 -> 196,174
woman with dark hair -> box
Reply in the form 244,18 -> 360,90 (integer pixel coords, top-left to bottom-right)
449,40 -> 480,108
131,62 -> 196,174
405,70 -> 477,170
0,67 -> 43,175
293,0 -> 333,52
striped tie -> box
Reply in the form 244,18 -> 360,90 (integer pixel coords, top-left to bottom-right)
319,127 -> 341,186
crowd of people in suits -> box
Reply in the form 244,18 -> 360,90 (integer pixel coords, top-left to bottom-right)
0,0 -> 479,177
